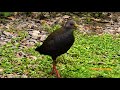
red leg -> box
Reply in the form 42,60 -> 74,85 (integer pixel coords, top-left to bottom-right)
53,64 -> 61,78
50,59 -> 61,78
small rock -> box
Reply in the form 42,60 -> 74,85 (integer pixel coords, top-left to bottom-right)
0,34 -> 6,38
117,27 -> 120,33
32,30 -> 40,35
40,35 -> 47,41
0,69 -> 3,72
29,30 -> 40,39
0,37 -> 5,41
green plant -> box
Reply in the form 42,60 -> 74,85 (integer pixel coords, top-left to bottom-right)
0,12 -> 13,17
0,26 -> 120,78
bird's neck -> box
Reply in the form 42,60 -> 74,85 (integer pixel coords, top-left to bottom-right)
64,27 -> 74,33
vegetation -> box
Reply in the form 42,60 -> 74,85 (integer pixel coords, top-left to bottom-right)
0,12 -> 120,78
0,26 -> 120,78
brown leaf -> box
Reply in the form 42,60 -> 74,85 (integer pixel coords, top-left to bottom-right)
16,51 -> 25,58
27,55 -> 37,60
7,16 -> 16,20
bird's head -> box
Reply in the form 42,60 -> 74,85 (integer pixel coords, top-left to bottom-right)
64,20 -> 79,29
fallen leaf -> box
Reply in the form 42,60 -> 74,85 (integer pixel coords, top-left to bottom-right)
7,16 -> 16,20
21,74 -> 28,78
96,26 -> 102,29
91,18 -> 101,22
63,15 -> 70,19
0,69 -> 3,72
27,55 -> 37,60
16,51 -> 26,58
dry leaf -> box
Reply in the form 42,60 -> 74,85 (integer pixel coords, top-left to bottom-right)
63,15 -> 70,19
27,55 -> 37,60
16,51 -> 25,58
0,69 -> 3,72
7,16 -> 16,20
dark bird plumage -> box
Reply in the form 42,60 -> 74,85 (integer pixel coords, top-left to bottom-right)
35,20 -> 78,78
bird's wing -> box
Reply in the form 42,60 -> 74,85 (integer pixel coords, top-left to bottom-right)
40,27 -> 66,52
43,27 -> 64,45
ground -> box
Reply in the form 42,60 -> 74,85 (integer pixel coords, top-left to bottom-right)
0,12 -> 120,78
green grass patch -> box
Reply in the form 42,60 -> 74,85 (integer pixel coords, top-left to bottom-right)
0,29 -> 120,78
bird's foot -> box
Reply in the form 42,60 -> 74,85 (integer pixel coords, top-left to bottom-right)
51,63 -> 61,78
49,69 -> 61,78
55,69 -> 61,78
50,67 -> 55,75
50,71 -> 54,75
56,74 -> 61,78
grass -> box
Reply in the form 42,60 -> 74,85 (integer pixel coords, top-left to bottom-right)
0,27 -> 120,78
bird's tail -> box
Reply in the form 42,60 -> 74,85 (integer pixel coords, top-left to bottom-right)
35,46 -> 44,54
35,46 -> 41,52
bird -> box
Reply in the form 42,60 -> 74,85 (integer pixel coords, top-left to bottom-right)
35,20 -> 78,78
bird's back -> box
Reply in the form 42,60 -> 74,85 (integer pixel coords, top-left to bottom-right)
36,27 -> 75,58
